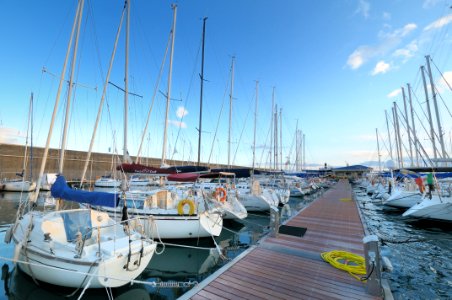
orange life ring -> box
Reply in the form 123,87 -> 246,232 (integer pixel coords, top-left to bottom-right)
215,187 -> 227,202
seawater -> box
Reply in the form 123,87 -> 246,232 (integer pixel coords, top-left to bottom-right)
354,187 -> 452,300
0,189 -> 320,300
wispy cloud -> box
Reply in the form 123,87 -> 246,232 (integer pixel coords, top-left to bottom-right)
355,0 -> 370,19
382,12 -> 391,21
346,23 -> 417,70
371,60 -> 391,75
387,89 -> 402,98
0,127 -> 25,144
393,40 -> 418,61
176,106 -> 188,119
436,71 -> 452,94
168,120 -> 187,128
424,14 -> 452,31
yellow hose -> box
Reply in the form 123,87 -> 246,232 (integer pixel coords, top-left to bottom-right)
321,250 -> 367,281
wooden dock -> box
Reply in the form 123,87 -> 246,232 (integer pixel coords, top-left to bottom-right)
179,180 -> 383,300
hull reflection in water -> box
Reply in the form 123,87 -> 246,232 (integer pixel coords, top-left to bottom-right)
2,265 -> 150,300
145,246 -> 221,278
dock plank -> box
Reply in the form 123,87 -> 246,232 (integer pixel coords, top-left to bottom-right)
180,180 -> 383,300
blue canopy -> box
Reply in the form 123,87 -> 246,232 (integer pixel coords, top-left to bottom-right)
51,175 -> 118,208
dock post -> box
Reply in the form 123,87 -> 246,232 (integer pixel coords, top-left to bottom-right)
363,235 -> 382,297
269,205 -> 279,237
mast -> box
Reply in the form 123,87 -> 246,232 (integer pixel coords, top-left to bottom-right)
274,104 -> 278,170
392,105 -> 402,168
30,92 -> 33,181
80,4 -> 126,187
197,17 -> 207,166
385,110 -> 394,162
421,65 -> 438,165
227,56 -> 235,168
376,128 -> 382,172
32,0 -> 84,203
252,81 -> 258,171
401,87 -> 413,166
407,83 -> 419,166
162,3 -> 177,166
123,0 -> 130,162
59,0 -> 84,174
294,120 -> 298,172
302,132 -> 305,171
426,55 -> 446,159
279,107 -> 282,171
269,87 -> 275,170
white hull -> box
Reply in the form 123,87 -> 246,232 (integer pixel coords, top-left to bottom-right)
11,209 -> 156,288
94,178 -> 121,188
95,207 -> 223,239
237,193 -> 271,212
1,181 -> 36,192
384,190 -> 422,208
402,195 -> 452,221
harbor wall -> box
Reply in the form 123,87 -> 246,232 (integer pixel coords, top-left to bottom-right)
0,143 -> 217,181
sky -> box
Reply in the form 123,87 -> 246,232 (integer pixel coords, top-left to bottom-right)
1,0 -> 452,171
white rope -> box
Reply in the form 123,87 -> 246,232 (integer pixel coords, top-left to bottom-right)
77,272 -> 94,300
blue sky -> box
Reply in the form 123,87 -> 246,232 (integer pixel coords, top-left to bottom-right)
1,0 -> 451,170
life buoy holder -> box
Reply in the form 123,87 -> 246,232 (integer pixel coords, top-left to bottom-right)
215,187 -> 227,202
177,199 -> 195,215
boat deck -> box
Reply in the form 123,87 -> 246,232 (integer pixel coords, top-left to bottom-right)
179,179 -> 383,300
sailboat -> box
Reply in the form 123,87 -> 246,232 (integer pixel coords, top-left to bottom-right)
1,93 -> 36,192
6,0 -> 156,288
90,4 -> 223,240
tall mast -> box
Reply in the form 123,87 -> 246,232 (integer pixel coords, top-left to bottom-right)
227,56 -> 235,168
252,80 -> 258,170
302,132 -> 305,171
392,105 -> 402,168
162,4 -> 177,166
401,87 -> 413,166
123,0 -> 130,162
294,120 -> 298,172
197,17 -> 207,166
426,55 -> 446,159
59,0 -> 84,173
385,109 -> 394,162
32,0 -> 84,202
279,108 -> 282,171
376,128 -> 382,172
274,104 -> 278,170
269,87 -> 275,170
80,4 -> 126,187
29,92 -> 33,181
407,83 -> 419,166
421,65 -> 438,165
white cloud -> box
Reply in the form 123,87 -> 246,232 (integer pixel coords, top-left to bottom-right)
176,106 -> 188,119
168,120 -> 187,128
346,23 -> 417,70
387,89 -> 402,98
382,12 -> 391,21
436,71 -> 452,94
424,14 -> 452,31
355,0 -> 370,19
0,127 -> 25,144
393,40 -> 418,60
372,60 -> 391,75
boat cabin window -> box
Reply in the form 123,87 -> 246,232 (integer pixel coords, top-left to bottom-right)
118,199 -> 144,209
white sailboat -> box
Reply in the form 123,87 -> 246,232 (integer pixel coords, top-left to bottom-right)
6,0 -> 156,288
1,93 -> 36,192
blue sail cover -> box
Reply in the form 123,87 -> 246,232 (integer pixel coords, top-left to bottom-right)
51,175 -> 118,208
